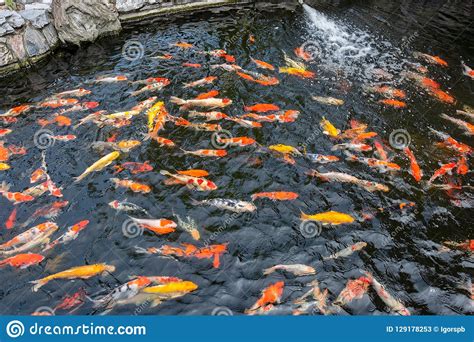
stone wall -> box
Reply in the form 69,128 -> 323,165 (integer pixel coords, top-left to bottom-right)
0,0 -> 255,76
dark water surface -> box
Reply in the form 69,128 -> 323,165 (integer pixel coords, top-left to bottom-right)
0,1 -> 472,315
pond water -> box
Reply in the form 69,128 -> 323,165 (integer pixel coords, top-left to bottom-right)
0,1 -> 472,315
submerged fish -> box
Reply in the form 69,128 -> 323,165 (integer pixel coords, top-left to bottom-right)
334,276 -> 371,307
301,211 -> 355,225
31,263 -> 116,292
441,113 -> 474,135
245,281 -> 284,315
251,192 -> 299,201
129,217 -> 177,235
312,96 -> 344,106
308,170 -> 389,192
263,264 -> 315,276
320,117 -> 340,137
111,178 -> 151,194
324,242 -> 367,260
170,97 -> 232,110
0,253 -> 44,269
364,271 -> 410,315
191,198 -> 256,213
74,151 -> 120,182
43,220 -> 89,251
160,170 -> 217,191
404,147 -> 423,182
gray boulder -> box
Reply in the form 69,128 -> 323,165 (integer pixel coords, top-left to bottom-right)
116,0 -> 147,13
52,0 -> 121,45
23,25 -> 49,56
19,9 -> 50,28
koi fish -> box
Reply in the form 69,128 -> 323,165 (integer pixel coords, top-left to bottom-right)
428,162 -> 457,183
175,215 -> 200,241
152,243 -> 227,268
170,97 -> 232,110
94,75 -> 128,83
172,117 -> 222,132
0,104 -> 31,117
38,115 -> 72,127
294,46 -> 313,61
414,52 -> 448,67
31,263 -> 116,292
456,109 -> 474,121
245,281 -> 284,315
183,76 -> 217,88
43,220 -> 89,251
111,178 -> 151,194
456,156 -> 468,175
108,200 -> 149,215
366,86 -> 406,99
429,128 -> 472,155
268,144 -> 302,156
279,67 -> 315,79
404,147 -> 423,182
113,161 -> 153,175
0,142 -> 9,162
182,63 -> 202,69
345,152 -> 401,172
39,99 -> 79,108
57,102 -> 100,115
462,61 -> 474,79
263,264 -> 315,276
351,132 -> 378,143
51,88 -> 91,99
5,207 -> 17,229
249,35 -> 256,43
172,42 -> 193,49
142,281 -> 198,295
0,222 -> 58,256
374,140 -> 389,161
442,240 -> 474,252
430,89 -> 455,104
131,79 -> 170,96
216,136 -> 256,147
324,242 -> 367,260
0,162 -> 9,171
305,154 -> 340,164
334,276 -> 371,306
308,170 -> 390,192
0,128 -> 12,137
54,288 -> 87,312
160,170 -> 217,191
177,170 -> 209,177
441,114 -> 473,135
251,58 -> 275,70
188,110 -> 228,121
332,143 -> 372,152
19,201 -> 69,228
251,192 -> 299,201
191,198 -> 256,213
51,134 -> 77,142
195,90 -> 220,100
236,72 -> 279,86
301,211 -> 355,225
320,117 -> 340,137
0,253 -> 44,269
93,276 -> 152,311
74,151 -> 120,182
130,217 -> 177,235
210,63 -> 242,72
226,117 -> 262,128
181,149 -> 227,157
244,103 -> 280,113
0,182 -> 35,204
364,272 -> 410,315
293,280 -> 328,315
153,54 -> 173,60
379,99 -> 406,108
91,140 -> 141,153
312,96 -> 344,106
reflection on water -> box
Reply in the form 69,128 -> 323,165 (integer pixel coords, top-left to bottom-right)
0,1 -> 472,315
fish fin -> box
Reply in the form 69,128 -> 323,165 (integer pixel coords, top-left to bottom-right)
159,170 -> 172,177
150,299 -> 162,308
170,97 -> 186,106
30,278 -> 47,292
134,247 -> 152,255
262,267 -> 275,276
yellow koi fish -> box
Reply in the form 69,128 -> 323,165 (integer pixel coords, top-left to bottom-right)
31,263 -> 116,292
301,211 -> 355,225
320,117 -> 340,137
75,151 -> 120,182
142,281 -> 198,294
269,144 -> 302,156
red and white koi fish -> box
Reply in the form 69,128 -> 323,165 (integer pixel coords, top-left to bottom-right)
429,128 -> 472,155
414,52 -> 448,67
183,76 -> 217,88
0,222 -> 58,255
114,161 -> 153,175
245,281 -> 284,315
129,217 -> 177,235
263,264 -> 315,276
20,201 -> 69,228
0,182 -> 35,204
51,88 -> 91,99
188,111 -> 228,121
0,104 -> 31,117
305,154 -> 340,164
364,272 -> 410,315
345,152 -> 401,172
39,99 -> 79,109
160,170 -> 217,191
43,220 -> 89,251
428,162 -> 457,183
216,136 -> 256,147
181,149 -> 227,158
0,128 -> 12,137
332,143 -> 372,152
111,178 -> 151,194
131,97 -> 157,113
131,79 -> 170,96
462,61 -> 474,79
226,117 -> 262,128
170,97 -> 232,110
334,276 -> 371,306
94,75 -> 128,83
441,113 -> 474,135
324,242 -> 367,260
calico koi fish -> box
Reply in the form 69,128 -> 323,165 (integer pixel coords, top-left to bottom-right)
111,178 -> 151,194
160,170 -> 217,191
251,192 -> 299,201
301,211 -> 355,225
404,147 -> 423,182
305,154 -> 340,164
183,76 -> 217,88
324,242 -> 367,260
263,264 -> 315,276
334,276 -> 371,306
308,170 -> 390,192
188,110 -> 228,121
181,149 -> 227,158
43,220 -> 89,251
31,263 -> 116,292
191,198 -> 256,213
245,281 -> 284,315
93,276 -> 152,310
0,253 -> 44,269
74,151 -> 120,182
170,97 -> 232,110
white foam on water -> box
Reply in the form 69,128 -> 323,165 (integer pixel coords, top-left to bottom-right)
302,4 -> 405,81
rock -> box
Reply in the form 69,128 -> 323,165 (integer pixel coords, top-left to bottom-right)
116,0 -> 147,13
6,11 -> 25,28
25,4 -> 52,12
19,9 -> 50,28
41,22 -> 58,47
23,25 -> 49,57
0,38 -> 15,66
52,0 -> 121,45
0,23 -> 14,36
6,33 -> 27,60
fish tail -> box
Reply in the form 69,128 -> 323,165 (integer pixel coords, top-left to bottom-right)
300,211 -> 310,221
189,198 -> 201,206
262,266 -> 276,276
188,111 -> 198,118
73,173 -> 86,183
0,181 -> 10,193
170,97 -> 186,106
159,170 -> 172,177
30,278 -> 48,292
134,246 -> 153,255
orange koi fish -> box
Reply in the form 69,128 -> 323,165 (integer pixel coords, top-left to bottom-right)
113,161 -> 153,175
352,132 -> 378,143
430,89 -> 455,104
404,147 -> 423,182
0,253 -> 44,269
245,281 -> 284,315
414,52 -> 448,67
183,63 -> 202,68
251,192 -> 299,201
39,99 -> 78,108
0,104 -> 31,117
251,58 -> 275,71
244,103 -> 280,113
379,99 -> 406,108
150,136 -> 175,147
368,86 -> 406,99
38,114 -> 72,127
177,169 -> 209,177
429,128 -> 472,155
111,178 -> 151,194
130,217 -> 177,235
195,90 -> 219,100
55,288 -> 87,312
216,136 -> 256,147
5,207 -> 17,230
160,170 -> 217,191
183,76 -> 217,89
173,42 -> 193,49
151,243 -> 227,269
154,54 -> 173,60
374,140 -> 389,161
345,153 -> 401,172
0,128 -> 12,137
181,149 -> 227,157
294,46 -> 313,61
456,156 -> 468,175
334,276 -> 371,306
52,88 -> 91,99
249,35 -> 256,43
428,162 -> 457,183
51,134 -> 77,141
0,142 -> 10,162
